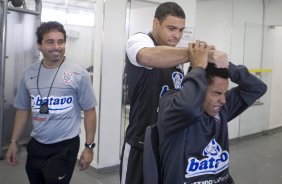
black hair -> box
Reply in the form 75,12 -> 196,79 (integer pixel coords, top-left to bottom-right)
205,63 -> 229,84
188,63 -> 229,84
154,2 -> 185,23
36,21 -> 66,44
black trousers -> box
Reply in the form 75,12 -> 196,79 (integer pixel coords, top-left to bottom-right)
25,136 -> 79,184
120,142 -> 143,184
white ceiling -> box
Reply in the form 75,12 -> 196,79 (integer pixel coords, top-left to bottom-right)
41,0 -> 96,10
41,0 -> 158,10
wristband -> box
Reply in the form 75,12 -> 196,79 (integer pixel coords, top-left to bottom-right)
85,142 -> 95,149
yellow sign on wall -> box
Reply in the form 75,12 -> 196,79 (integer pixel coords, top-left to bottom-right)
249,69 -> 272,73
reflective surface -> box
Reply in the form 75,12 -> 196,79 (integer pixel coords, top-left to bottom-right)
2,10 -> 40,149
0,0 -> 41,158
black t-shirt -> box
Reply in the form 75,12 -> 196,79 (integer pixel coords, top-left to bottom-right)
124,33 -> 184,149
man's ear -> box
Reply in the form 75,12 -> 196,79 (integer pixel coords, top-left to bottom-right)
37,44 -> 42,51
153,18 -> 160,30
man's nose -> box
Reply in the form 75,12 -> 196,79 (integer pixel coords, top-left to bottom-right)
173,30 -> 182,39
219,94 -> 226,104
53,42 -> 60,48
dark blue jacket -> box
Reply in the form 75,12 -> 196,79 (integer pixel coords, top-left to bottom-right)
158,63 -> 267,184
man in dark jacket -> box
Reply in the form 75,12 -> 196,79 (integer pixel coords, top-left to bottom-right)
157,41 -> 267,184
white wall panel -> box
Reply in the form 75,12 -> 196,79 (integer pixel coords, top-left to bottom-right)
268,26 -> 282,129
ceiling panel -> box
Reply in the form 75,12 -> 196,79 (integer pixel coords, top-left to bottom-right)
42,0 -> 96,10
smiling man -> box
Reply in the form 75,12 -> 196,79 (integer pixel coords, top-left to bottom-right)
5,21 -> 97,184
157,41 -> 267,184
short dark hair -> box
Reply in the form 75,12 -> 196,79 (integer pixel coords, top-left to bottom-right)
188,63 -> 229,84
205,63 -> 229,84
154,2 -> 185,23
36,21 -> 66,44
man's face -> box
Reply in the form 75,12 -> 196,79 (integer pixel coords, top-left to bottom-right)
204,76 -> 228,117
38,31 -> 66,63
153,15 -> 185,46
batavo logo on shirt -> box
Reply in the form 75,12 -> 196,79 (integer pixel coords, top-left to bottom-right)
31,95 -> 74,114
159,71 -> 184,97
172,71 -> 184,89
185,139 -> 229,178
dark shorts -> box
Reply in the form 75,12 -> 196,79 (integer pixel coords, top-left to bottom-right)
120,142 -> 143,184
25,136 -> 80,184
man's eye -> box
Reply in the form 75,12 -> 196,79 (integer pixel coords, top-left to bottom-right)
58,41 -> 65,45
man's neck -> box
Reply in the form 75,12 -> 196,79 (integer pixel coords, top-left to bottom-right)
42,57 -> 65,69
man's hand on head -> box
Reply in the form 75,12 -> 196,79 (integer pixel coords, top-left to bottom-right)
208,50 -> 229,68
188,40 -> 212,69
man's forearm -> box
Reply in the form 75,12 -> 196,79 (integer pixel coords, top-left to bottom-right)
229,62 -> 267,106
11,109 -> 31,142
137,46 -> 190,68
84,108 -> 97,144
